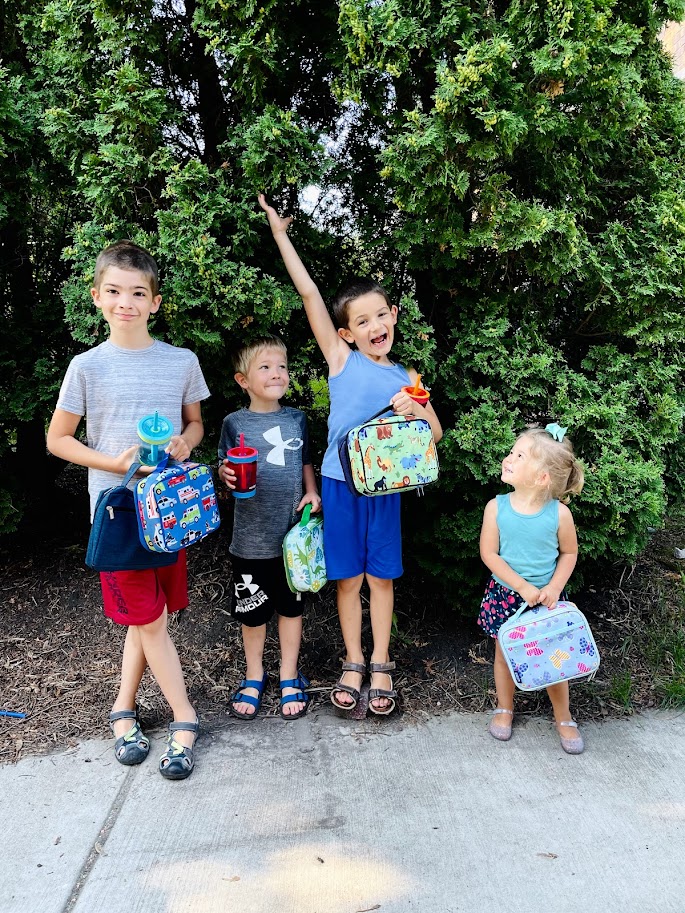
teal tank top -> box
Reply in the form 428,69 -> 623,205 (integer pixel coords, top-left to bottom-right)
321,350 -> 411,480
493,494 -> 560,589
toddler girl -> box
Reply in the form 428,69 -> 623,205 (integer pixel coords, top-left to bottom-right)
478,423 -> 585,753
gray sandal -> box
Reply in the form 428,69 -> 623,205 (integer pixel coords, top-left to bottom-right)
488,708 -> 513,741
109,709 -> 150,766
368,661 -> 397,716
557,720 -> 584,755
159,719 -> 200,780
330,661 -> 366,710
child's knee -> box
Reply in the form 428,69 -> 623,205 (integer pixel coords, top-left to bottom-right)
366,574 -> 393,592
337,574 -> 364,595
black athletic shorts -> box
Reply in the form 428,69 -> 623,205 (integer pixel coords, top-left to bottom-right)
229,553 -> 302,627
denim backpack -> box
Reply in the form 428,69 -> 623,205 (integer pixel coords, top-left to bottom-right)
86,462 -> 178,571
135,455 -> 220,553
338,406 -> 439,497
282,504 -> 326,599
498,600 -> 600,691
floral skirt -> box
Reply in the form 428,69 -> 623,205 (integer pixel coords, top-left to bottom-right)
476,578 -> 526,639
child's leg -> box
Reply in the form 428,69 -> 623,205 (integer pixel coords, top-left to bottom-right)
231,623 -> 267,717
546,680 -> 583,751
137,609 -> 197,749
366,573 -> 394,712
110,626 -> 147,739
489,639 -> 517,738
278,614 -> 305,716
493,639 -> 516,711
332,573 -> 365,706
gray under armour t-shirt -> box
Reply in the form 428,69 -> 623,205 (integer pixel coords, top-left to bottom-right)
56,339 -> 210,519
218,407 -> 311,559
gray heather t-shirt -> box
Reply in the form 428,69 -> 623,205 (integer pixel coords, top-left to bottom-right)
218,407 -> 311,559
56,340 -> 210,519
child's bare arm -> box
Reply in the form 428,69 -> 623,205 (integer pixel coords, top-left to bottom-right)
167,401 -> 204,462
297,463 -> 321,513
391,370 -> 443,442
258,194 -> 348,373
480,499 -> 542,606
538,504 -> 578,607
47,409 -> 139,475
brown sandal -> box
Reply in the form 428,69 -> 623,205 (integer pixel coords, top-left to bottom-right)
368,661 -> 397,715
330,661 -> 366,710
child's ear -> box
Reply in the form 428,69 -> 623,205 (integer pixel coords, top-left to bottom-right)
150,295 -> 162,313
337,326 -> 354,344
234,371 -> 249,390
390,305 -> 398,323
91,287 -> 102,309
536,470 -> 551,490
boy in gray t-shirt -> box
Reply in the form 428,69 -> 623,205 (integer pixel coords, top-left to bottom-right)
218,335 -> 320,720
47,240 -> 209,780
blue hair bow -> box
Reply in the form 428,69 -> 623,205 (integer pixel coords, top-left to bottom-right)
545,422 -> 567,442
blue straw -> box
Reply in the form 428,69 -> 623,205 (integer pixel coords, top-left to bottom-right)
0,710 -> 26,719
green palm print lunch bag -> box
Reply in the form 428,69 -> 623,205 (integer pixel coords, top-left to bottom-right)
283,504 -> 327,599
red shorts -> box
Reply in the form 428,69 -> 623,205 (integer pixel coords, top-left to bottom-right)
100,551 -> 188,626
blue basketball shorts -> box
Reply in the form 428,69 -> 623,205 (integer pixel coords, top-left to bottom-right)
321,477 -> 403,581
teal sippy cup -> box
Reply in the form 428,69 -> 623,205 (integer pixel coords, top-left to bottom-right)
137,411 -> 173,466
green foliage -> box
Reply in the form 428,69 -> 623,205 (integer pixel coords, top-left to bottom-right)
1,0 -> 684,609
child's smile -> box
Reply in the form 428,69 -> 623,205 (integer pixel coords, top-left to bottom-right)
339,292 -> 398,362
501,436 -> 539,488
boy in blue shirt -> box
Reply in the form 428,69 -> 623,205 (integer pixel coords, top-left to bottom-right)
218,335 -> 321,720
259,196 -> 442,715
47,240 -> 209,779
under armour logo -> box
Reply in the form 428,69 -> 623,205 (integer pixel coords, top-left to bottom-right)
234,575 -> 259,596
263,426 -> 303,466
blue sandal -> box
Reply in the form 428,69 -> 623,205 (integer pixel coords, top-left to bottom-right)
109,709 -> 150,766
158,719 -> 200,780
279,671 -> 310,720
228,672 -> 268,721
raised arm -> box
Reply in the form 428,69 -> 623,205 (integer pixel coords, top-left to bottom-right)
258,194 -> 348,373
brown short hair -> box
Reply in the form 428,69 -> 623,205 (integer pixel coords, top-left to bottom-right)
331,278 -> 393,329
519,427 -> 585,504
232,335 -> 288,377
93,240 -> 159,296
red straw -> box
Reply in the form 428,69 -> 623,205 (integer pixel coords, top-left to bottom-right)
239,433 -> 245,454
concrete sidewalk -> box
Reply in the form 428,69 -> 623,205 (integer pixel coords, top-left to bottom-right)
3,709 -> 684,913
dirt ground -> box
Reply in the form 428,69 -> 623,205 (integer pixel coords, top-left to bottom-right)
1,472 -> 684,764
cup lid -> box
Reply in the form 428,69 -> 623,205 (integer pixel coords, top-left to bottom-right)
137,412 -> 174,444
227,446 -> 258,459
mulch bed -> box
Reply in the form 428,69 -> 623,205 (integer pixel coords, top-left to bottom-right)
1,473 -> 683,764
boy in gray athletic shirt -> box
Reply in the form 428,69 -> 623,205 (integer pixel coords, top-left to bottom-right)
218,335 -> 321,720
47,240 -> 209,780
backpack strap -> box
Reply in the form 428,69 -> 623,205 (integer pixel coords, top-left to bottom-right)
364,405 -> 395,423
122,461 -> 142,487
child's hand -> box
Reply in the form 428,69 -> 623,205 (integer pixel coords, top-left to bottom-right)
390,390 -> 419,417
218,460 -> 237,490
113,444 -> 142,475
166,435 -> 190,462
537,585 -> 561,608
519,583 -> 542,607
298,492 -> 322,513
258,193 -> 293,235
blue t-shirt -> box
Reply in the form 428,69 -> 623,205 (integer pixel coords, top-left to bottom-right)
321,350 -> 411,480
493,494 -> 560,588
